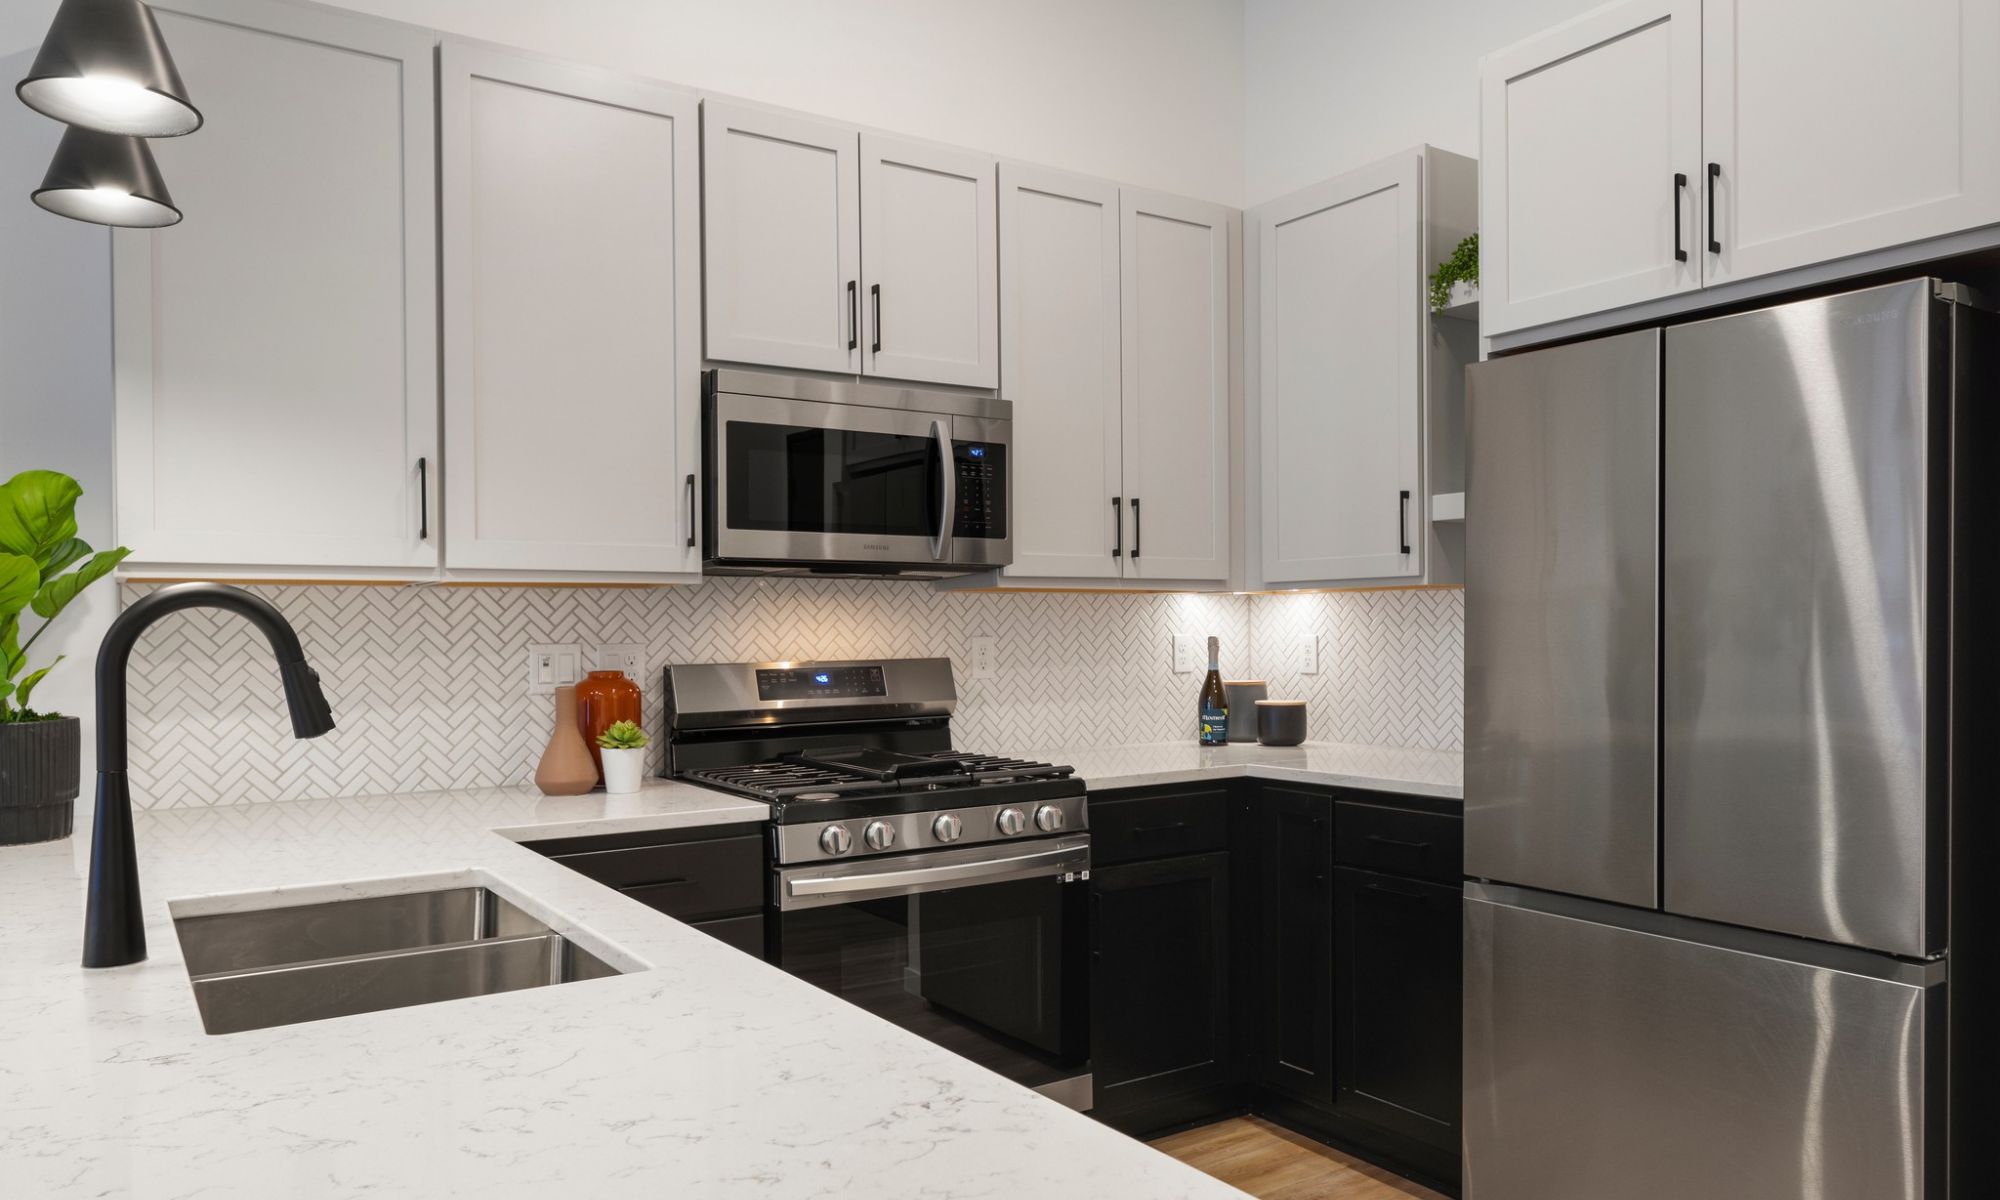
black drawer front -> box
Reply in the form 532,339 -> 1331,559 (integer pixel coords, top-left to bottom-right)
1091,786 -> 1231,866
1334,801 -> 1462,884
691,913 -> 766,959
551,835 -> 763,920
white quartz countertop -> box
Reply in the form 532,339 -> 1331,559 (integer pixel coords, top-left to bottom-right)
1032,739 -> 1462,802
0,778 -> 1241,1199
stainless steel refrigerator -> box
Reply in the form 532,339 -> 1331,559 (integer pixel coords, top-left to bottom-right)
1462,278 -> 1999,1200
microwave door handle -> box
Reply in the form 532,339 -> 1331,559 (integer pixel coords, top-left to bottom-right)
930,418 -> 954,561
784,841 -> 1088,904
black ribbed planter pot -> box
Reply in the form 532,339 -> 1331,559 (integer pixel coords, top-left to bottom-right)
0,717 -> 80,845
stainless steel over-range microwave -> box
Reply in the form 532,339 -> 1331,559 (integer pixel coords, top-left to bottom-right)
701,368 -> 1012,579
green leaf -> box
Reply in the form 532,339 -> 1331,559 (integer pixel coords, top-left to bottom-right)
0,616 -> 18,679
39,536 -> 91,577
14,658 -> 59,710
32,547 -> 130,619
0,555 -> 39,629
0,471 -> 82,563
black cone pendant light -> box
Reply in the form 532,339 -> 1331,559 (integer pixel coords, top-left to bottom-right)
32,125 -> 180,227
16,0 -> 201,137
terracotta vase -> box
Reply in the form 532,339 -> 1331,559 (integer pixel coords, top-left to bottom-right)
575,669 -> 643,783
535,686 -> 598,796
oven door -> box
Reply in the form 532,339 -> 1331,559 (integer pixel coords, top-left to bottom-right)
772,836 -> 1092,1106
710,390 -> 954,569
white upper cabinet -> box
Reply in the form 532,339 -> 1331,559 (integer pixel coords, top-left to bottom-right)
115,0 -> 437,574
1480,0 -> 1702,335
1257,154 -> 1422,584
861,135 -> 1000,388
702,101 -> 862,374
1121,189 -> 1232,583
439,41 -> 702,579
1702,0 -> 2000,286
998,164 -> 1124,580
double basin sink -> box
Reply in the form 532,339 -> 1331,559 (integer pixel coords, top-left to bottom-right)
173,886 -> 619,1035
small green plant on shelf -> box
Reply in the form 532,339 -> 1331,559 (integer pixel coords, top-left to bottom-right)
1428,233 -> 1479,314
0,470 -> 131,723
596,720 -> 649,750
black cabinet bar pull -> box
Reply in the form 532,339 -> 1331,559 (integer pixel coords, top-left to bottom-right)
1673,172 -> 1689,263
870,283 -> 882,354
1131,822 -> 1187,838
685,474 -> 697,549
1130,498 -> 1141,559
847,280 -> 858,351
1706,162 -> 1720,254
1361,880 -> 1430,902
1365,834 -> 1432,852
417,456 -> 429,541
1111,496 -> 1123,558
1398,489 -> 1411,555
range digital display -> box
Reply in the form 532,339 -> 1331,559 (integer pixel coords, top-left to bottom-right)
756,665 -> 887,701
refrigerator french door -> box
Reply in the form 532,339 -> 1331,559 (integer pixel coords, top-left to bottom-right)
1464,279 -> 1996,1200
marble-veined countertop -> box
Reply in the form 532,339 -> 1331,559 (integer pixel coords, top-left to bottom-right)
1029,739 -> 1462,801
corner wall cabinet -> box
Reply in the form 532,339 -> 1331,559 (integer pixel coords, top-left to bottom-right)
439,39 -> 702,581
1482,0 -> 2000,336
1248,146 -> 1475,588
115,0 -> 438,578
702,102 -> 999,388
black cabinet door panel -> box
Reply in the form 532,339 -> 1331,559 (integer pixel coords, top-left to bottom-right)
1333,866 -> 1461,1150
1257,786 -> 1335,1108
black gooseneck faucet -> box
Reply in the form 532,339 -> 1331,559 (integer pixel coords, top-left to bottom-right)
83,583 -> 335,969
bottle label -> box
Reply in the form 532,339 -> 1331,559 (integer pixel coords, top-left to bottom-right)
1200,705 -> 1228,745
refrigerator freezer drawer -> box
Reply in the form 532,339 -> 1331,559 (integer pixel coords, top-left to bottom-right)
1465,328 -> 1660,908
1465,886 -> 1942,1200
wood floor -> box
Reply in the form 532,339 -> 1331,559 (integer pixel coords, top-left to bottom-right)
1151,1117 -> 1449,1200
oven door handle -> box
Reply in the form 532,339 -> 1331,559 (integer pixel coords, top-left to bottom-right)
781,839 -> 1088,909
929,418 -> 954,561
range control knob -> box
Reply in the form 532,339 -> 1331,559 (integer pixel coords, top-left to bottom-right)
863,821 -> 896,851
932,813 -> 963,843
1034,804 -> 1066,833
995,807 -> 1027,836
819,824 -> 854,856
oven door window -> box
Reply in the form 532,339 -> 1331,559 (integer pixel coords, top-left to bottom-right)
774,874 -> 1088,1091
724,421 -> 940,537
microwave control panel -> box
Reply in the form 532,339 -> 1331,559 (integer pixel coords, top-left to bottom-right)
952,442 -> 1007,541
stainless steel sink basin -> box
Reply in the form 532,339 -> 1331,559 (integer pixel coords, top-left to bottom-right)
172,886 -> 619,1035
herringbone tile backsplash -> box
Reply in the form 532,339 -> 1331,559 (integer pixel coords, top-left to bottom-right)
121,580 -> 1462,808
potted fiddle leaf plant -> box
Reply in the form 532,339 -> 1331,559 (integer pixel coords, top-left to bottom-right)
0,470 -> 130,844
595,719 -> 649,796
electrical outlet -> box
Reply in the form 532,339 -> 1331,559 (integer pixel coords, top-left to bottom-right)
1295,635 -> 1319,675
528,643 -> 585,695
1173,634 -> 1200,674
592,643 -> 646,681
967,635 -> 998,682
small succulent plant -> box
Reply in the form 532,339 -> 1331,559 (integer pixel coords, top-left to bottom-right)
596,719 -> 649,750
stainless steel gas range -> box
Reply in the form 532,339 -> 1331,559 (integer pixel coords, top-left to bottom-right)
664,657 -> 1093,1109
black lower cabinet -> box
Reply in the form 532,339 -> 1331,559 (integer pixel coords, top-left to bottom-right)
1254,786 -> 1335,1107
1089,850 -> 1235,1134
1333,866 -> 1461,1158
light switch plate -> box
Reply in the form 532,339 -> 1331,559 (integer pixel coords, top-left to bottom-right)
528,643 -> 586,695
592,643 -> 646,682
1295,635 -> 1319,675
1172,634 -> 1200,675
967,635 -> 998,681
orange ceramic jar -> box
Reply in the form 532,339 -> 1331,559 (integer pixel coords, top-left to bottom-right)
574,669 -> 643,783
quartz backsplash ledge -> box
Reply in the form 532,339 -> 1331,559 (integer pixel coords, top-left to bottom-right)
118,579 -> 1462,809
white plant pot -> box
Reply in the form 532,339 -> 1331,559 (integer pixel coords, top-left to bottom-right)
600,746 -> 646,795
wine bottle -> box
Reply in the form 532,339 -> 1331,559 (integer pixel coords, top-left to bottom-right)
1198,636 -> 1228,746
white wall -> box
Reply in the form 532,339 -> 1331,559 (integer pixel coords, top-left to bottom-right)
0,48 -> 117,745
296,0 -> 1244,206
1243,0 -> 1600,206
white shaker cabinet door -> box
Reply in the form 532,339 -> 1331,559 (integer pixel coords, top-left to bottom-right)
439,41 -> 702,578
1480,0 -> 1702,335
702,100 -> 861,374
1257,154 -> 1423,584
860,134 -> 999,388
115,0 -> 437,572
1702,0 -> 2000,286
999,164 -> 1124,580
1120,189 -> 1231,583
